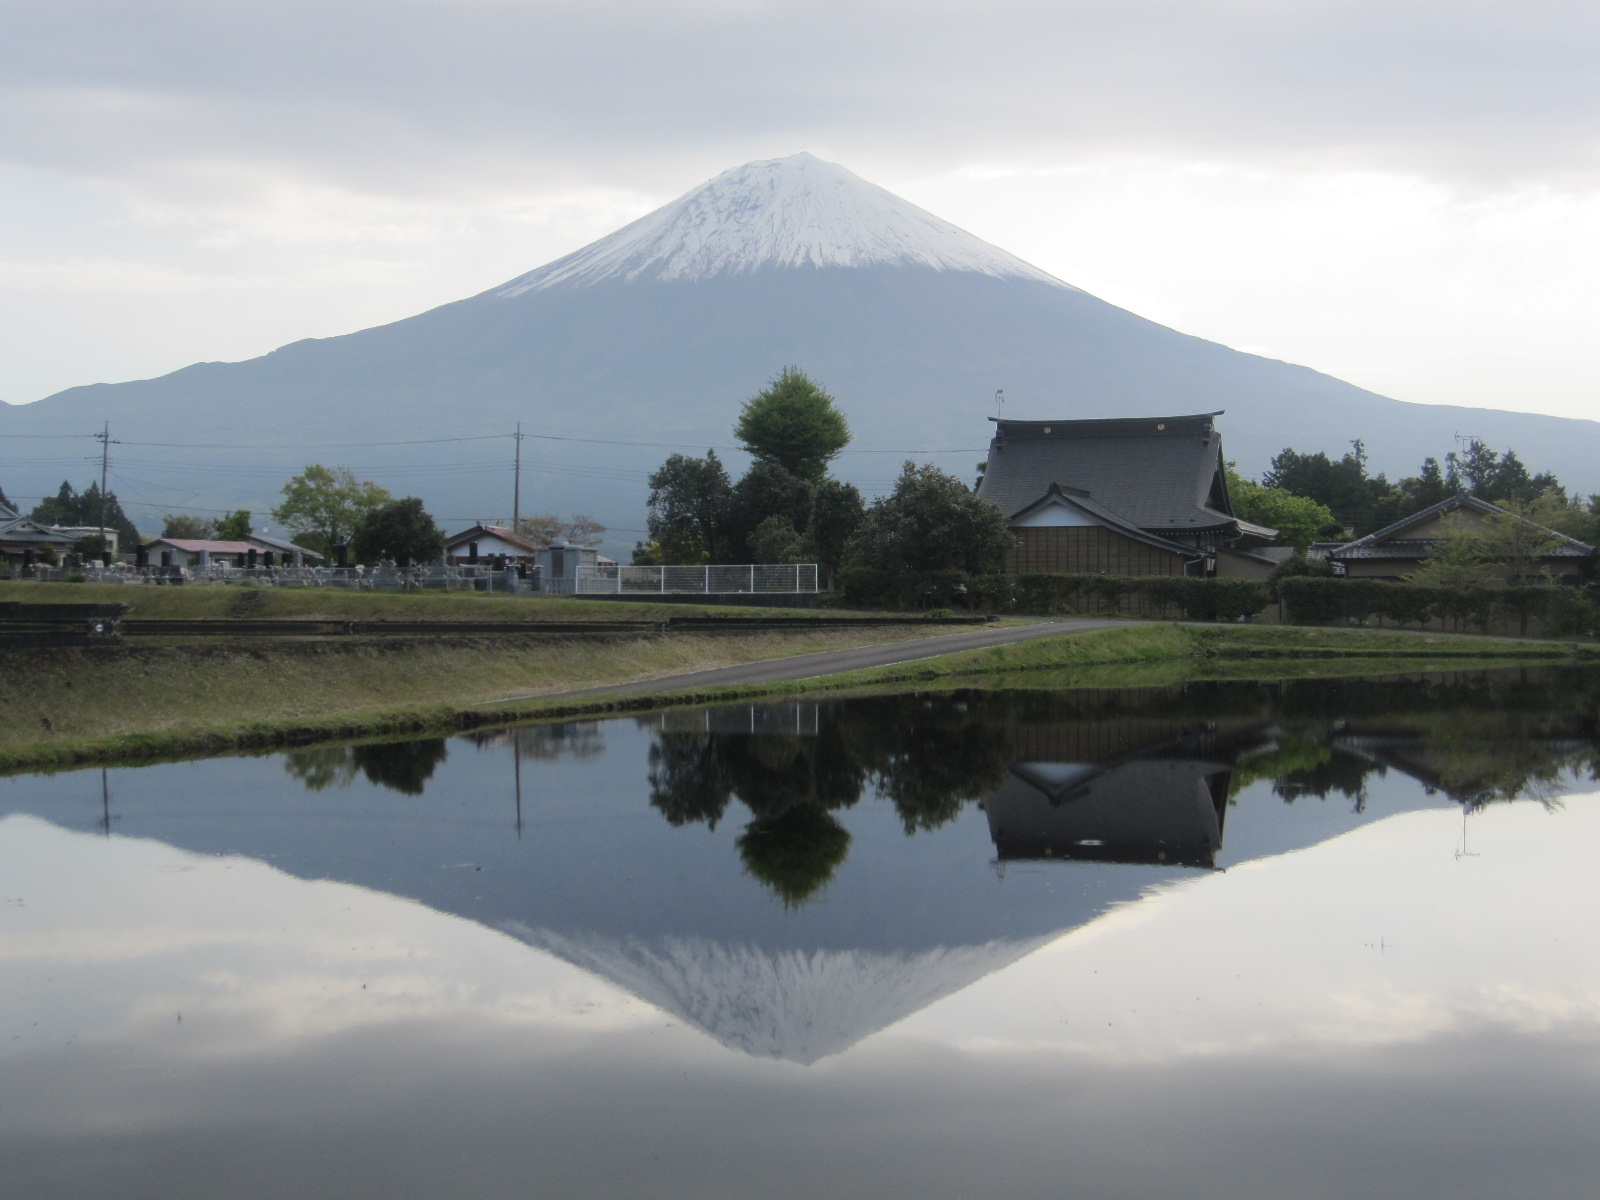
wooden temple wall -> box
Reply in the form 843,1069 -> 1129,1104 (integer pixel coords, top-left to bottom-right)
1006,526 -> 1188,577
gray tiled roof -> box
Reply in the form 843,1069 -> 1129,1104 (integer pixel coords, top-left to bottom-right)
975,411 -> 1254,535
0,503 -> 78,547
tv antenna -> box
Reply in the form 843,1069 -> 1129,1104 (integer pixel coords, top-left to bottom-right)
994,389 -> 1005,419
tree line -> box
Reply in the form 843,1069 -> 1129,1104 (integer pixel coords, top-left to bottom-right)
1234,437 -> 1599,546
6,462 -> 606,569
639,367 -> 1012,580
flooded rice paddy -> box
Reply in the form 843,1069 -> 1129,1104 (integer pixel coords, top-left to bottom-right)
3,668 -> 1600,1199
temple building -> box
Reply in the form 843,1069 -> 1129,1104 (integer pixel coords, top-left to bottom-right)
975,411 -> 1282,577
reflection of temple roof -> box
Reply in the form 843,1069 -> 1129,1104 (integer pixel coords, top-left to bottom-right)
1332,734 -> 1593,801
986,757 -> 1232,868
982,726 -> 1275,869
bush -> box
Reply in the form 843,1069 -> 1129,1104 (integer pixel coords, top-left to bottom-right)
1277,577 -> 1598,636
841,568 -> 1268,620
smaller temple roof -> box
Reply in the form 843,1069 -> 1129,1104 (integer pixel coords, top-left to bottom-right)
1326,494 -> 1595,561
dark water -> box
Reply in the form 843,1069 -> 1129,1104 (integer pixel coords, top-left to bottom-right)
3,669 -> 1600,1199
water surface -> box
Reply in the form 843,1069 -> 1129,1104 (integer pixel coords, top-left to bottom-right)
3,670 -> 1599,1198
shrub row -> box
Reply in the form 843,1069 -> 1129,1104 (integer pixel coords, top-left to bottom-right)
1277,577 -> 1599,636
836,567 -> 1269,621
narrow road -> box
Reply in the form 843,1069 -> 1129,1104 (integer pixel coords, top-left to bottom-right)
546,617 -> 1127,700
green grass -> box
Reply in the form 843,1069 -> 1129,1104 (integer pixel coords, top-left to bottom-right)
3,619 -> 1590,775
0,580 -> 866,623
0,623 -> 973,771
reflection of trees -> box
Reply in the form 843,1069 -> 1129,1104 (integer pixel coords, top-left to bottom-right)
282,738 -> 449,796
469,721 -> 605,761
648,717 -> 866,907
282,745 -> 357,792
838,695 -> 1014,834
1272,747 -> 1374,808
649,735 -> 733,828
737,806 -> 852,908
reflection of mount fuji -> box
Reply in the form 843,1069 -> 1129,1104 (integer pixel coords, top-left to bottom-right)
4,675 -> 1595,1063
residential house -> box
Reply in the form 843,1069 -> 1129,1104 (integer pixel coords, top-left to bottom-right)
974,412 -> 1279,577
1320,494 -> 1595,584
142,538 -> 261,569
0,502 -> 78,567
444,524 -> 541,566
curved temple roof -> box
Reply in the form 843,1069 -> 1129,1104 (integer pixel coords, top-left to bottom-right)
976,411 -> 1274,540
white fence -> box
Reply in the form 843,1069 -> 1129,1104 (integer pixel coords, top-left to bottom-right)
554,563 -> 819,595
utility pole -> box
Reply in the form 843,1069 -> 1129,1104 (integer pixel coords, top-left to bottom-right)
995,389 -> 1005,419
94,422 -> 118,547
512,422 -> 524,532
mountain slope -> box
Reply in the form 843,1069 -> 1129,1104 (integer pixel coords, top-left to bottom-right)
5,153 -> 1597,540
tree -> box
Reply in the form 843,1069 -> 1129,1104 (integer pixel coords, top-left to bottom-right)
29,479 -> 139,548
351,497 -> 444,567
1405,513 -> 1502,589
747,514 -> 805,563
272,465 -> 391,555
162,513 -> 215,539
1226,467 -> 1337,551
646,450 -> 733,563
0,481 -> 10,509
513,514 -> 606,548
215,509 -> 253,540
846,462 -> 1014,574
1405,501 -> 1565,588
724,461 -> 813,561
734,367 -> 851,482
1261,444 -> 1396,536
804,478 -> 865,581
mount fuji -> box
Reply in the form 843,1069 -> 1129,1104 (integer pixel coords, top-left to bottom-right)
6,151 -> 1598,544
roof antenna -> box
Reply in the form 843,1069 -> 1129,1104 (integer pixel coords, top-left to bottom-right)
994,388 -> 1005,419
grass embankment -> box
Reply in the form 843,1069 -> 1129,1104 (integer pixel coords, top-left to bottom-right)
0,580 -> 835,623
4,618 -> 1593,774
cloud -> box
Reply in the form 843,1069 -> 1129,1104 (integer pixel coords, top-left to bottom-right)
5,0 -> 1599,200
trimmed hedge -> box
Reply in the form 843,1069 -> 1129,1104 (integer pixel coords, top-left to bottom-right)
1277,577 -> 1598,636
837,567 -> 1269,621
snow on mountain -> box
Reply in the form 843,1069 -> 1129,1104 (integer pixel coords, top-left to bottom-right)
498,152 -> 1070,293
9,150 -> 1600,535
511,926 -> 1056,1065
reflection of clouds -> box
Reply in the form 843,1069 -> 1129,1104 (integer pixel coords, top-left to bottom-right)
902,793 -> 1600,1063
0,816 -> 654,1060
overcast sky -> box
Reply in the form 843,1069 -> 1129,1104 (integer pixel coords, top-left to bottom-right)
4,0 -> 1598,422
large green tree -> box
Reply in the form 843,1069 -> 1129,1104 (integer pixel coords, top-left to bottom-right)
1226,468 -> 1337,551
351,496 -> 444,567
804,478 -> 865,581
215,509 -> 253,540
162,513 -> 215,539
272,465 -> 391,555
846,462 -> 1014,575
644,450 -> 733,563
724,461 -> 814,562
734,367 -> 851,482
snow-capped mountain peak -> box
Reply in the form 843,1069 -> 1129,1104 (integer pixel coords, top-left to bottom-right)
497,152 -> 1072,294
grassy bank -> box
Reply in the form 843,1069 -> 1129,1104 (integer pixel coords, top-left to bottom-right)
0,580 -> 845,624
4,619 -> 1593,774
